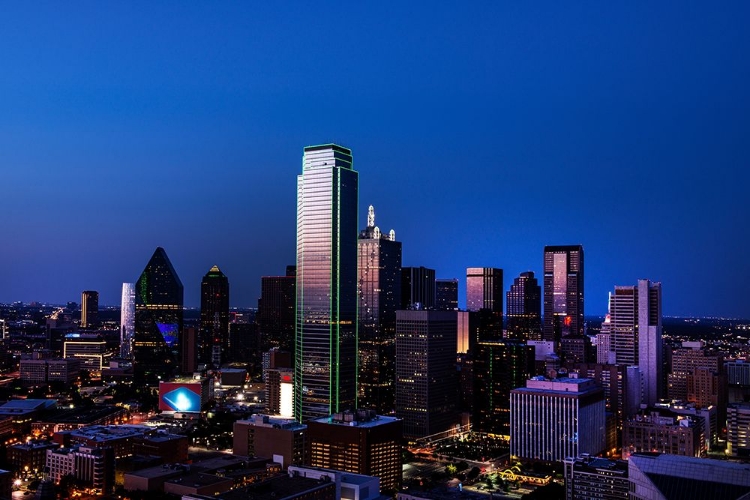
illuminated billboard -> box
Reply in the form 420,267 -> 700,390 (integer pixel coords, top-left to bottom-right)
159,382 -> 205,413
157,323 -> 179,347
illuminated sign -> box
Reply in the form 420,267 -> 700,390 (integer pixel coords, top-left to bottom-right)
159,383 -> 203,413
157,323 -> 178,347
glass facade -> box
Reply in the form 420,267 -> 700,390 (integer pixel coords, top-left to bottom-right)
133,247 -> 184,382
506,271 -> 542,340
258,267 -> 296,355
435,278 -> 458,311
466,267 -> 503,313
295,144 -> 358,422
200,265 -> 230,367
543,245 -> 584,341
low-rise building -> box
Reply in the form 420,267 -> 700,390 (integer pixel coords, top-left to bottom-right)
727,403 -> 750,458
628,453 -> 750,500
287,465 -> 383,500
622,410 -> 704,458
233,415 -> 307,469
46,445 -> 115,494
8,440 -> 60,473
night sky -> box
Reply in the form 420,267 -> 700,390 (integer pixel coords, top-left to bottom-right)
1,2 -> 748,317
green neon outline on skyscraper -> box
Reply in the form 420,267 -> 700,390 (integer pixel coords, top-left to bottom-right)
294,144 -> 358,422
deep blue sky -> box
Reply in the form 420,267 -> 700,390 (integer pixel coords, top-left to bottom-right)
1,2 -> 748,317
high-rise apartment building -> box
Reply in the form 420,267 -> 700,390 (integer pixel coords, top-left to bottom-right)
401,267 -> 436,310
506,271 -> 541,341
200,265 -> 229,367
357,205 -> 402,413
608,279 -> 663,406
133,247 -> 184,382
120,283 -> 135,359
510,376 -> 605,462
80,291 -> 99,329
294,144 -> 358,422
543,245 -> 584,341
258,266 -> 296,354
395,310 -> 458,439
435,279 -> 458,311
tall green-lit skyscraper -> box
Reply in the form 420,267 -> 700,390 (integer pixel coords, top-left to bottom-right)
294,144 -> 358,422
200,265 -> 229,367
133,247 -> 184,383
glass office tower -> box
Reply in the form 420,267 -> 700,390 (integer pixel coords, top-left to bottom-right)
133,247 -> 184,382
200,265 -> 230,367
294,144 -> 358,422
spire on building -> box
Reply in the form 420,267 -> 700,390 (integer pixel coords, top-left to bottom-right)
367,205 -> 375,228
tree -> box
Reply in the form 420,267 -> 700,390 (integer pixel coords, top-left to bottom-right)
468,467 -> 481,480
445,464 -> 458,476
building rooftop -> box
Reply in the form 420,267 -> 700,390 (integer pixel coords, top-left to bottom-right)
164,472 -> 232,488
11,439 -> 60,450
210,474 -> 336,500
311,409 -> 400,428
516,377 -> 600,394
0,399 -> 57,412
239,414 -> 306,431
66,424 -> 153,441
629,453 -> 750,500
39,405 -> 125,424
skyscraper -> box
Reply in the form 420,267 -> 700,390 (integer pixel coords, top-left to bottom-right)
543,245 -> 584,341
466,268 -> 503,344
609,279 -> 663,406
466,267 -> 503,313
133,247 -> 184,382
472,340 -> 535,437
80,291 -> 99,329
120,283 -> 135,359
401,267 -> 436,310
295,144 -> 358,422
357,205 -> 402,413
506,271 -> 542,341
395,310 -> 458,439
258,266 -> 296,354
511,377 -> 605,462
435,279 -> 458,311
200,265 -> 230,367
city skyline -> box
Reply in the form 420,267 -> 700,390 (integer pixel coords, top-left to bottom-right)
1,3 -> 748,318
